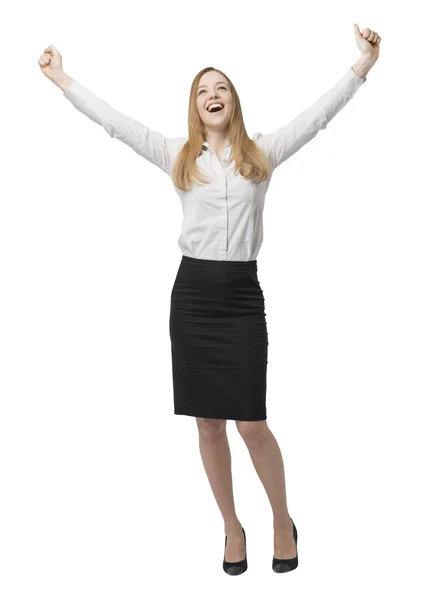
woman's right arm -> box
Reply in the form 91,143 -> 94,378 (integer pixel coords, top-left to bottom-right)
52,70 -> 73,93
39,45 -> 179,176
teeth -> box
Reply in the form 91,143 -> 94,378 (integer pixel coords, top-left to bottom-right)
207,103 -> 223,112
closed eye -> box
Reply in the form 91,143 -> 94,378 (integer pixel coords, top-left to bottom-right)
199,86 -> 227,95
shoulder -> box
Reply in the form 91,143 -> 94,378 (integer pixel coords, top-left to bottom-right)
165,136 -> 187,163
252,131 -> 265,147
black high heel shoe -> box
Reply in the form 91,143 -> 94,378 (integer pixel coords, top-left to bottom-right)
272,517 -> 298,573
223,527 -> 247,575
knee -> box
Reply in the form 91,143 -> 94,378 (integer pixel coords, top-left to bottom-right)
236,420 -> 268,447
196,417 -> 227,438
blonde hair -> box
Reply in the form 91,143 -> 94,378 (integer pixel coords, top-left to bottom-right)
171,67 -> 272,192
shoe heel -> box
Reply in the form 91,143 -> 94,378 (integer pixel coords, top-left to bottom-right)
223,527 -> 248,575
272,517 -> 298,573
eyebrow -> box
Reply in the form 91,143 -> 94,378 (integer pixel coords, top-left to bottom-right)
197,81 -> 228,90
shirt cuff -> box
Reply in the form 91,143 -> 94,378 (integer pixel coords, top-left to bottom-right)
63,79 -> 91,109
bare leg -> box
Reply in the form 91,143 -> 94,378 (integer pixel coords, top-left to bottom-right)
236,420 -> 297,559
196,417 -> 246,562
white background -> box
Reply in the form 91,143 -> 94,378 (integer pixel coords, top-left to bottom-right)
1,0 -> 422,597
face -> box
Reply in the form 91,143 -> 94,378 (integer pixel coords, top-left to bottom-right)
196,71 -> 233,131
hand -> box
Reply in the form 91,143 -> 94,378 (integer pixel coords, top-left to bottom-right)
353,24 -> 381,62
38,45 -> 64,82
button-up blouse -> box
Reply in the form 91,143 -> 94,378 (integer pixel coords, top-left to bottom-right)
63,67 -> 366,261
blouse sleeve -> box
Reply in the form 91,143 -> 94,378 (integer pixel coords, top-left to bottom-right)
63,79 -> 181,176
253,68 -> 367,170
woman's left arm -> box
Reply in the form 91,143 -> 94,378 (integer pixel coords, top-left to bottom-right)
254,24 -> 381,171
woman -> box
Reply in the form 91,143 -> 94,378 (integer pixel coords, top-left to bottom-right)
38,24 -> 381,576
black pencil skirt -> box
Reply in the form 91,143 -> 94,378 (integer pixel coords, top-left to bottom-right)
169,255 -> 268,421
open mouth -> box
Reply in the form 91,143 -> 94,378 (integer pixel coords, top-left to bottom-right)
207,105 -> 224,113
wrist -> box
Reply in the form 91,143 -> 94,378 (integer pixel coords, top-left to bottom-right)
51,71 -> 73,93
352,54 -> 377,80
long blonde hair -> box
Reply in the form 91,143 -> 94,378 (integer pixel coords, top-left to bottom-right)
172,67 -> 272,192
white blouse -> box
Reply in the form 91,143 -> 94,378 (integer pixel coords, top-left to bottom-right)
63,67 -> 366,261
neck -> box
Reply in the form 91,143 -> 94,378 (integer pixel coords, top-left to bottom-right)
204,131 -> 230,148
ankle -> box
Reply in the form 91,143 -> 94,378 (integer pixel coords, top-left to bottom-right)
224,519 -> 243,535
273,515 -> 292,533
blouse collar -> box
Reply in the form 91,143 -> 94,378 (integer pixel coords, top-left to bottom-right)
199,137 -> 231,157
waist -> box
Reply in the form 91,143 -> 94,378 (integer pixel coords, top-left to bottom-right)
181,254 -> 257,271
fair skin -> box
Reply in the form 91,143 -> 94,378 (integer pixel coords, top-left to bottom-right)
197,417 -> 297,562
39,24 -> 381,563
196,71 -> 233,162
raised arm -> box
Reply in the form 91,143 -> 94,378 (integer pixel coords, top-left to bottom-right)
39,45 -> 181,176
61,78 -> 178,175
253,23 -> 382,171
253,67 -> 367,171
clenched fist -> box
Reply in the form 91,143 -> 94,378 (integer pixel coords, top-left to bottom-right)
38,45 -> 64,81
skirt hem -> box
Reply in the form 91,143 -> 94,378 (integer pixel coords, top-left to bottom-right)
174,409 -> 267,422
